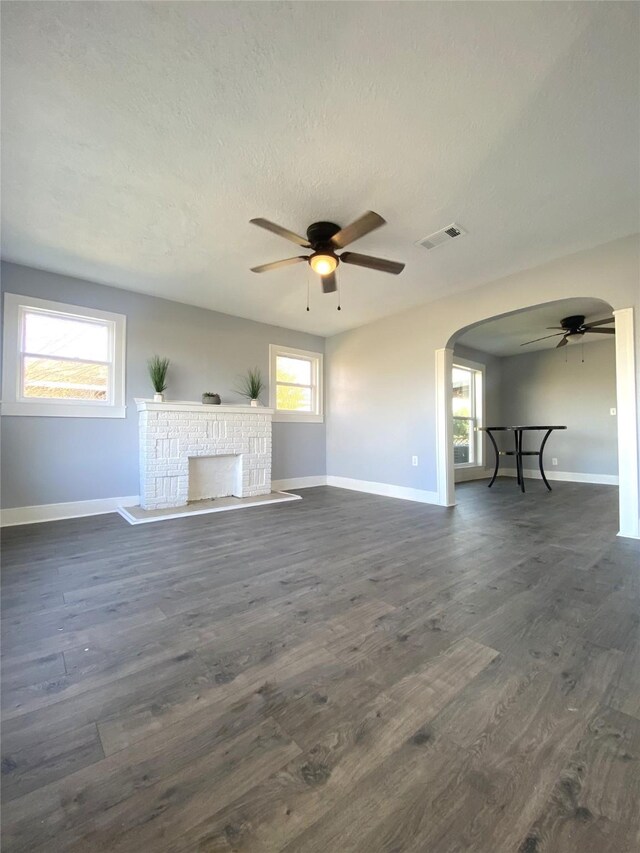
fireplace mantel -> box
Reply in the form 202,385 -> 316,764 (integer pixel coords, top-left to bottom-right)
136,399 -> 274,415
136,399 -> 273,510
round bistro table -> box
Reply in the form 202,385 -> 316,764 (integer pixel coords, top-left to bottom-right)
479,426 -> 567,493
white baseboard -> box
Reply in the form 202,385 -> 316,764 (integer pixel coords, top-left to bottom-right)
1,480 -> 326,527
326,475 -> 440,505
618,529 -> 640,540
0,495 -> 140,527
0,476 -> 442,527
500,469 -> 619,486
2,464 -> 621,528
271,475 -> 328,491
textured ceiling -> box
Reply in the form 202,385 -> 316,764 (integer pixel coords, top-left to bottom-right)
1,2 -> 638,336
456,297 -> 614,356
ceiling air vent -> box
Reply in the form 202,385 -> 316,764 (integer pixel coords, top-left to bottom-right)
416,223 -> 467,251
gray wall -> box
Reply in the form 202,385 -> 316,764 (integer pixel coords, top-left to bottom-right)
326,235 -> 639,496
452,343 -> 502,479
326,313 -> 435,491
1,262 -> 326,508
499,339 -> 617,476
2,235 -> 637,509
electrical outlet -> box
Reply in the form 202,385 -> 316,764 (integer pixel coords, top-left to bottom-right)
412,456 -> 419,466
610,408 -> 617,416
552,458 -> 558,466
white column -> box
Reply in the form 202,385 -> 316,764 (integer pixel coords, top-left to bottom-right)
613,307 -> 640,539
435,347 -> 455,507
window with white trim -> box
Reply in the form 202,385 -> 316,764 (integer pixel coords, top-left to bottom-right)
269,344 -> 323,422
1,293 -> 126,418
452,361 -> 484,467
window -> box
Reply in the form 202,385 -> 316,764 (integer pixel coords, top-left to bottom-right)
2,293 -> 126,418
452,360 -> 484,467
269,344 -> 323,422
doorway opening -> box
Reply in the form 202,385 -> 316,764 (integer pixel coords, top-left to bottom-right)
435,298 -> 638,539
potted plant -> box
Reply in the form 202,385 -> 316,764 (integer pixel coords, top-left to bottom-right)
236,367 -> 264,407
148,355 -> 170,402
202,392 -> 221,405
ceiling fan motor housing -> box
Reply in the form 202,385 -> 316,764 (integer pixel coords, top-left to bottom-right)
560,315 -> 586,331
306,221 -> 341,249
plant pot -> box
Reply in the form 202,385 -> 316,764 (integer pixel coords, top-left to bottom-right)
202,393 -> 221,405
250,399 -> 259,407
153,393 -> 164,403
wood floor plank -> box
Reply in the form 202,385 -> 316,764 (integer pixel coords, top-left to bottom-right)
0,605 -> 169,666
2,653 -> 214,754
606,627 -> 640,721
298,642 -> 621,853
402,642 -> 622,852
96,637 -> 338,756
1,652 -> 66,692
581,588 -> 640,652
2,692 -> 268,850
169,637 -> 499,851
66,718 -> 301,853
1,481 -> 637,852
1,722 -> 104,804
518,706 -> 640,853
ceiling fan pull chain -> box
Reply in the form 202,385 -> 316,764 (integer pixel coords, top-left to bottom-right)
337,276 -> 341,311
306,268 -> 310,312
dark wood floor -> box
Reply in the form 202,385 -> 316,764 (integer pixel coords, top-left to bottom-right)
1,481 -> 639,852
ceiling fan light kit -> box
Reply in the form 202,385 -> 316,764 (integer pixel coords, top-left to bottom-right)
249,211 -> 405,310
309,252 -> 338,276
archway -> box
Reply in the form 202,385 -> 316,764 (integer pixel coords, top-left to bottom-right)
435,298 -> 638,539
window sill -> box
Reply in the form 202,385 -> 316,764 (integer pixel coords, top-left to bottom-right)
272,412 -> 324,424
0,401 -> 127,418
454,462 -> 484,470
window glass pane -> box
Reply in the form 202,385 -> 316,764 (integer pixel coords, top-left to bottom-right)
276,355 -> 311,385
23,356 -> 108,400
453,418 -> 475,464
276,384 -> 311,411
24,311 -> 110,362
452,367 -> 472,417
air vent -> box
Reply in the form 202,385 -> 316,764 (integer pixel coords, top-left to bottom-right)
416,223 -> 467,251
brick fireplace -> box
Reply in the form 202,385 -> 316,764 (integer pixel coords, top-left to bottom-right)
136,400 -> 273,510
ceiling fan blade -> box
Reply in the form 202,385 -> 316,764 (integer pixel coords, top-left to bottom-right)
520,332 -> 564,346
250,218 -> 311,248
546,327 -> 565,330
585,327 -> 615,335
557,336 -> 569,348
321,271 -> 337,294
584,317 -> 615,328
331,211 -> 386,249
340,251 -> 405,275
250,256 -> 308,273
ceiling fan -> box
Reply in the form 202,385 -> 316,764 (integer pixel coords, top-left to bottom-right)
521,314 -> 615,349
249,211 -> 405,294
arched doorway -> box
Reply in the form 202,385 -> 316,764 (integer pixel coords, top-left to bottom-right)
435,299 -> 638,539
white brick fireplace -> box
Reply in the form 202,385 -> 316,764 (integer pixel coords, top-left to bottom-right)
136,400 -> 273,511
